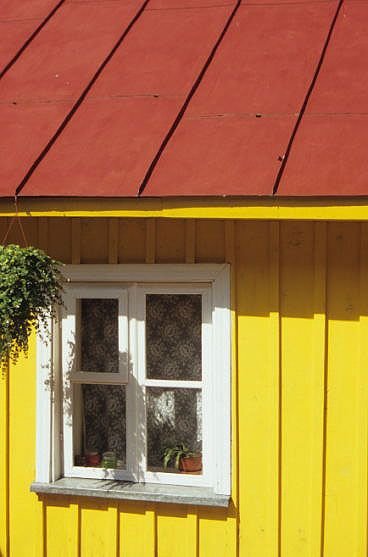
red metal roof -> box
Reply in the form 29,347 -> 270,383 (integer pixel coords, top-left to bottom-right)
1,1 -> 61,71
0,0 -> 366,198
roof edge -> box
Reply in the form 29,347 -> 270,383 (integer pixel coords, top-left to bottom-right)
2,196 -> 368,221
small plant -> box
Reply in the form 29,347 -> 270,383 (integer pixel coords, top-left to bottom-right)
163,443 -> 198,470
0,244 -> 63,366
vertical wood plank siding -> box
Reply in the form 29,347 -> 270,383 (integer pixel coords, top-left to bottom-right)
1,218 -> 367,557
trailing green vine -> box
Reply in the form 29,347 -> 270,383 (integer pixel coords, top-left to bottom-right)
0,244 -> 63,366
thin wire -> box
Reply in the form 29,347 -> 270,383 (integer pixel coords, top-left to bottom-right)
1,196 -> 28,246
1,217 -> 16,245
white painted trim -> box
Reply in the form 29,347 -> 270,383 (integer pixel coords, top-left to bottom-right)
135,286 -> 148,481
61,301 -> 75,478
144,379 -> 202,389
126,285 -> 139,481
63,264 -> 227,284
51,314 -> 62,481
67,466 -> 134,482
36,318 -> 53,483
201,288 -> 214,490
71,372 -> 127,385
212,265 -> 231,495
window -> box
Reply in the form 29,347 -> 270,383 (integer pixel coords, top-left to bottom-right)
36,264 -> 230,496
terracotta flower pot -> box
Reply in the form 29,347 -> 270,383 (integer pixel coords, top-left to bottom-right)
86,452 -> 101,466
179,454 -> 202,473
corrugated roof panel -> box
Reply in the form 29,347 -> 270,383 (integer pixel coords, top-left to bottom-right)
186,3 -> 338,116
20,5 -> 235,196
1,0 -> 367,199
278,115 -> 368,196
1,0 -> 59,21
22,98 -> 180,197
0,102 -> 73,196
0,2 -> 143,102
90,7 -> 232,98
0,0 -> 146,195
0,19 -> 42,70
142,2 -> 338,196
142,115 -> 297,196
308,2 -> 368,114
278,2 -> 368,195
0,0 -> 61,72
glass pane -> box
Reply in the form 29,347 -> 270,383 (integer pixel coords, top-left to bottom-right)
73,384 -> 126,469
80,299 -> 119,373
147,387 -> 202,474
146,294 -> 202,380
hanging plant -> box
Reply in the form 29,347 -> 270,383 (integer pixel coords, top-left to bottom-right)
0,244 -> 64,366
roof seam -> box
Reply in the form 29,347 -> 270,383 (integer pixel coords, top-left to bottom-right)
146,3 -> 236,11
15,0 -> 151,199
0,17 -> 41,23
0,0 -> 66,79
137,0 -> 242,197
0,94 -> 183,105
242,0 -> 337,5
271,0 -> 345,195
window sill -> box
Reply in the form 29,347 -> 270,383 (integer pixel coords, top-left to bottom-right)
31,478 -> 230,508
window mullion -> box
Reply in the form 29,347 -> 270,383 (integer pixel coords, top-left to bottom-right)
135,286 -> 147,481
126,285 -> 139,479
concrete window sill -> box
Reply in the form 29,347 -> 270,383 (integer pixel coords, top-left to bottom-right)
31,478 -> 230,508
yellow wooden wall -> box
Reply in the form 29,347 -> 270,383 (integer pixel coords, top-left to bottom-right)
1,217 -> 367,557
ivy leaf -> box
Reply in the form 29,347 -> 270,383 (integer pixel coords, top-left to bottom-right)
0,245 -> 64,366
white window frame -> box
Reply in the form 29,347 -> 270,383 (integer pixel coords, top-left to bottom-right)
62,286 -> 129,385
134,284 -> 212,487
62,286 -> 130,480
36,264 -> 231,495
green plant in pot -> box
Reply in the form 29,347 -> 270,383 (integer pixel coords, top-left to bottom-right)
0,244 -> 63,366
163,443 -> 202,473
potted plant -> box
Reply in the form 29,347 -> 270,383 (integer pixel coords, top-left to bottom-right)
0,244 -> 63,366
163,443 -> 202,473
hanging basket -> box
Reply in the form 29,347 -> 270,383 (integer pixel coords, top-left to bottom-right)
0,244 -> 63,366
